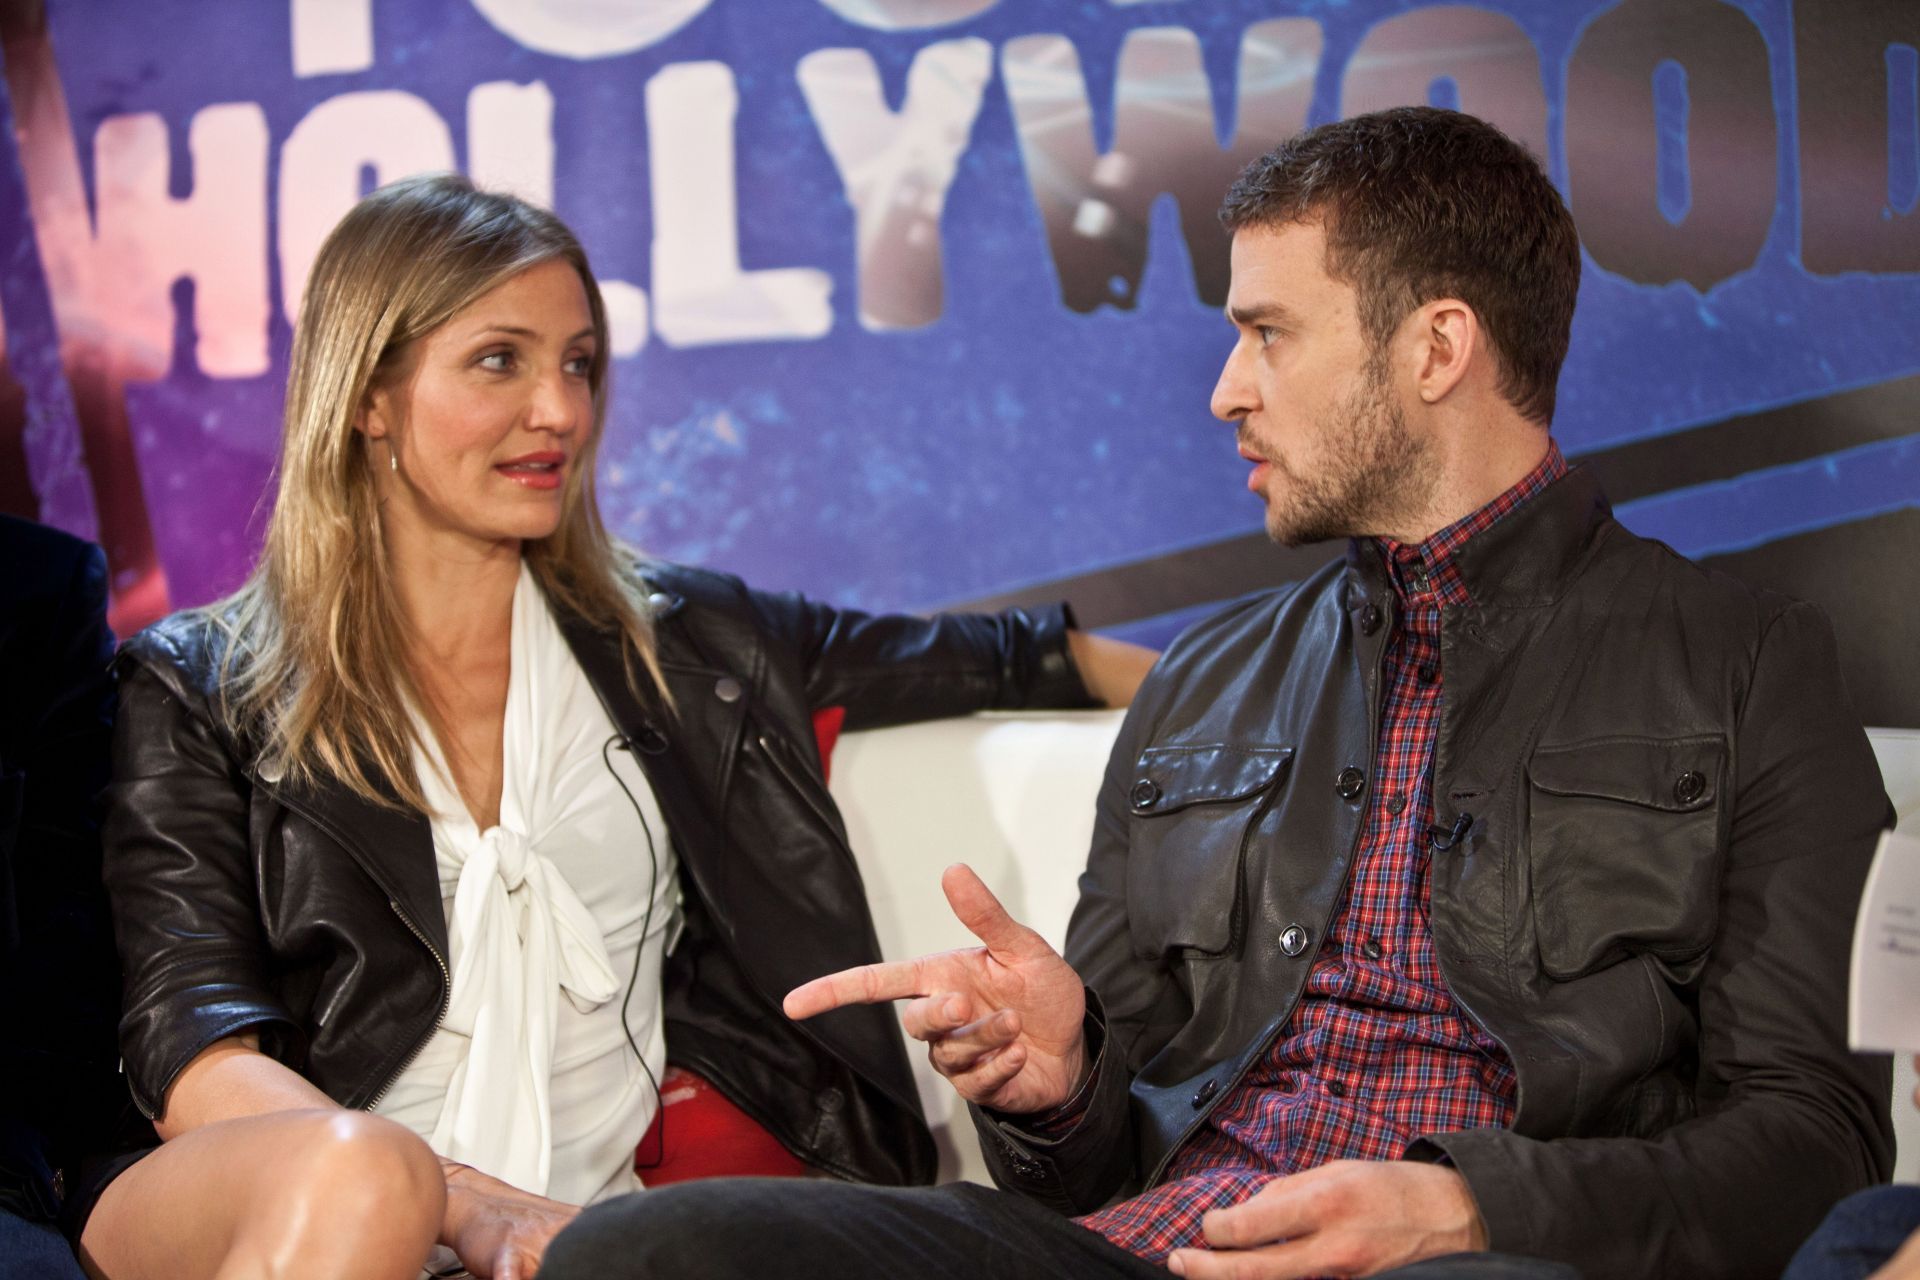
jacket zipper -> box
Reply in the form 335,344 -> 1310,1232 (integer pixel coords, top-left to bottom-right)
753,727 -> 849,847
365,897 -> 453,1110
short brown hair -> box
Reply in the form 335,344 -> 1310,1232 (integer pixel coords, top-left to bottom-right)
1220,107 -> 1580,425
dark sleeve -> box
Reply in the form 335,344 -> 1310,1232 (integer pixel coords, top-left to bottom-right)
102,645 -> 299,1121
744,589 -> 1098,730
969,667 -> 1181,1211
1422,603 -> 1896,1280
0,541 -> 130,1172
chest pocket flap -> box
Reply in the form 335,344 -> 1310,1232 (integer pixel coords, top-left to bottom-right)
1526,734 -> 1727,980
1126,744 -> 1292,958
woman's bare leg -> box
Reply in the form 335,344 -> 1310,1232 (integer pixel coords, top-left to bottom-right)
78,1109 -> 445,1280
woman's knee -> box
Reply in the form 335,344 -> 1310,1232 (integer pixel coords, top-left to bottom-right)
277,1111 -> 445,1225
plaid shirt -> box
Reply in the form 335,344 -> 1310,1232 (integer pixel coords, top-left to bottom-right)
1078,444 -> 1569,1262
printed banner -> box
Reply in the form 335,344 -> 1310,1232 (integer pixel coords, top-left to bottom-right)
0,0 -> 1915,723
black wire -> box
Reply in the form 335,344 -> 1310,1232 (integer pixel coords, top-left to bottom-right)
600,731 -> 668,1171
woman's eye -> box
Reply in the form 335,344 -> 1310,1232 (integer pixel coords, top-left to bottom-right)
565,353 -> 593,377
478,350 -> 514,372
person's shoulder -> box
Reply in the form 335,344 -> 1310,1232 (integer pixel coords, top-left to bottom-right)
118,605 -> 237,706
627,557 -> 750,609
1157,558 -> 1344,668
0,512 -> 103,607
1594,519 -> 1806,644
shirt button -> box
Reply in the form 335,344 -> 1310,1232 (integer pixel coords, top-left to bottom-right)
1279,924 -> 1310,957
1408,565 -> 1430,593
1673,771 -> 1706,805
1417,665 -> 1437,685
1326,1080 -> 1348,1099
1191,1078 -> 1219,1108
1358,603 -> 1384,636
1385,793 -> 1406,816
1363,938 -> 1384,961
1129,779 -> 1161,811
1335,767 -> 1366,801
714,676 -> 743,703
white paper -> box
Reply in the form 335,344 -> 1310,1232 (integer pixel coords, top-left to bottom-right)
1850,828 -> 1920,1054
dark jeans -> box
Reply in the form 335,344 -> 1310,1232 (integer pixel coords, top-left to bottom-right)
1784,1185 -> 1920,1280
542,1179 -> 1581,1280
0,1208 -> 85,1280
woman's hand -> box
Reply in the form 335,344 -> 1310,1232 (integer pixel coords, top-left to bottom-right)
441,1161 -> 580,1280
1066,631 -> 1158,708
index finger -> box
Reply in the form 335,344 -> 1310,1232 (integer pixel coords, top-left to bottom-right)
784,957 -> 934,1020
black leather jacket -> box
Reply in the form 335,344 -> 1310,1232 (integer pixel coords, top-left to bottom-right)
974,468 -> 1894,1280
103,563 -> 1095,1189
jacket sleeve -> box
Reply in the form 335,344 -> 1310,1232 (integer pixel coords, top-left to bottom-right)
102,640 -> 300,1121
0,539 -> 133,1174
1421,602 -> 1896,1280
744,588 -> 1098,730
969,658 -> 1181,1211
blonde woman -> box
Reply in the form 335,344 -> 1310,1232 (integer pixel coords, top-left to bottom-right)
78,174 -> 1152,1280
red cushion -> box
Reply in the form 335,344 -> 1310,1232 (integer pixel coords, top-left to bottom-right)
810,706 -> 846,783
636,1066 -> 810,1185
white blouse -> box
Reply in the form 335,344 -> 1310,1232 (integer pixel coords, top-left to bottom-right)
374,562 -> 678,1208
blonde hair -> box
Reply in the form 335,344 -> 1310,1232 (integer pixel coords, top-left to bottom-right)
212,173 -> 663,810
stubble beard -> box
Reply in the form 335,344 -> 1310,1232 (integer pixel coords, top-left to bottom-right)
1262,355 -> 1436,547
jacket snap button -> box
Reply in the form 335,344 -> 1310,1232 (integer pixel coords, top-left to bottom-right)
1280,924 -> 1309,957
1191,1078 -> 1219,1109
1358,603 -> 1383,636
714,676 -> 743,703
646,591 -> 673,616
1673,770 -> 1706,804
1335,767 -> 1366,801
1129,779 -> 1161,810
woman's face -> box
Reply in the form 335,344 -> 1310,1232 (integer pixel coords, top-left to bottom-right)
363,258 -> 598,552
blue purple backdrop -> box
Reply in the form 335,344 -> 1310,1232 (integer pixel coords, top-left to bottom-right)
1,0 -> 1916,722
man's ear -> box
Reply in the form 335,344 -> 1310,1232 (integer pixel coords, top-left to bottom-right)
1411,299 -> 1480,405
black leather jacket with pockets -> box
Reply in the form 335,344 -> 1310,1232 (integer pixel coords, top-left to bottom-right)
974,468 -> 1894,1280
104,563 -> 1095,1188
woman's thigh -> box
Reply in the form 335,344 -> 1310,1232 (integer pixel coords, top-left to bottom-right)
78,1109 -> 445,1280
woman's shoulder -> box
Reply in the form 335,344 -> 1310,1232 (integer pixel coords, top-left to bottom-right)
118,604 -> 242,707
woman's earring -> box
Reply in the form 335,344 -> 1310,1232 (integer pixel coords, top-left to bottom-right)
388,442 -> 398,473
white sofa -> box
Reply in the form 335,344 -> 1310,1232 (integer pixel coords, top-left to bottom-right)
829,715 -> 1920,1186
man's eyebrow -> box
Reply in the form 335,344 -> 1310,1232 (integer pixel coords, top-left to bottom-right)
1226,302 -> 1294,328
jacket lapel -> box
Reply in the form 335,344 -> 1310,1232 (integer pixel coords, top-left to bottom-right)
270,770 -> 447,961
553,598 -> 745,892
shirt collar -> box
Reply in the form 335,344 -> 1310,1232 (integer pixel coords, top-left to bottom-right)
1372,442 -> 1569,607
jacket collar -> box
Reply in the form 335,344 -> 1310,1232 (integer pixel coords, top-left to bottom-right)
269,579 -> 736,960
1346,464 -> 1614,610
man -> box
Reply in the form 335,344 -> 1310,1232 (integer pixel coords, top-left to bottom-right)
0,514 -> 151,1278
543,108 -> 1893,1280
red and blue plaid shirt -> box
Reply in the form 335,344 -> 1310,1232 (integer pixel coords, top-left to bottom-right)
1078,444 -> 1569,1262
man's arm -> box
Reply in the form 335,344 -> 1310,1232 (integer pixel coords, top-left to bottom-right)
1422,602 -> 1894,1279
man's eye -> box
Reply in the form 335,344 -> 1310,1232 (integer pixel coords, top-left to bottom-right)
1257,326 -> 1281,347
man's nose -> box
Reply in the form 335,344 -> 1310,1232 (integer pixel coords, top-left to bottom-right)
1210,341 -> 1255,423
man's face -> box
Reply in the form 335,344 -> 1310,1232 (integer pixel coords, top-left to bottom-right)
1211,220 -> 1433,546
